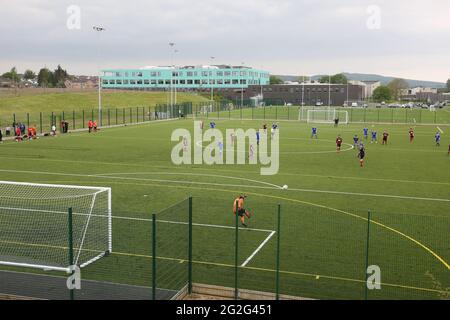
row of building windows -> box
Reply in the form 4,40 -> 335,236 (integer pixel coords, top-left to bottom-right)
105,71 -> 269,78
103,79 -> 261,85
261,87 -> 346,93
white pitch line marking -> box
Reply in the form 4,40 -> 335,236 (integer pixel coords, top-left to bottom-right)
195,139 -> 354,155
1,168 -> 450,203
286,187 -> 450,203
0,205 -> 274,234
241,231 -> 276,267
94,171 -> 282,190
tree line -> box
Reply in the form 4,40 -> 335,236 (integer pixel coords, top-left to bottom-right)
1,65 -> 71,88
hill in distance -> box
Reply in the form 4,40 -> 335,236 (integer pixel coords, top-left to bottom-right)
275,73 -> 446,88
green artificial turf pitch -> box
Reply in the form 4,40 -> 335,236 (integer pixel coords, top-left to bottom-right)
0,117 -> 449,300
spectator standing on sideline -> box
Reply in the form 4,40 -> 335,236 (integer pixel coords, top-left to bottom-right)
88,120 -> 93,133
15,126 -> 22,142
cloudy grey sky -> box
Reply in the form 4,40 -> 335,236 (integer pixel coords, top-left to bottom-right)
1,0 -> 449,81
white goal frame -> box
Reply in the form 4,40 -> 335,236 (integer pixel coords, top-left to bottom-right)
305,109 -> 349,124
0,181 -> 112,272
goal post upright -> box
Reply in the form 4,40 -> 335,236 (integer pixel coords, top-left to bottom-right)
0,181 -> 112,273
108,187 -> 112,254
306,108 -> 349,125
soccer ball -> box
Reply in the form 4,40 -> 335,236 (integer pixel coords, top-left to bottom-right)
282,185 -> 288,190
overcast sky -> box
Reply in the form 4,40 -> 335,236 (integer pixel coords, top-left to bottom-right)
1,0 -> 449,82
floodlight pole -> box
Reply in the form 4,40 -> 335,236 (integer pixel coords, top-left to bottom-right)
328,74 -> 331,107
93,26 -> 105,126
174,49 -> 179,105
301,75 -> 305,107
347,81 -> 349,106
241,62 -> 245,107
169,42 -> 175,108
260,65 -> 265,106
210,56 -> 215,102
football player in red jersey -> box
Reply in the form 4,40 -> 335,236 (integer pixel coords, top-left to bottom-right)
382,131 -> 389,145
409,128 -> 415,143
336,135 -> 343,152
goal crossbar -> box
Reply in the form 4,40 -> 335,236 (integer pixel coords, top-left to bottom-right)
0,181 -> 112,272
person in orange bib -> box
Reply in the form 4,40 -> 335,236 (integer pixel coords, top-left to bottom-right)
233,195 -> 252,227
88,120 -> 93,133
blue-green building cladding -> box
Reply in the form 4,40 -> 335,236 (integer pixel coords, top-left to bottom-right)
101,65 -> 270,89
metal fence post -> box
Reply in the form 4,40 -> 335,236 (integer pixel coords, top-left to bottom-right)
152,213 -> 157,300
234,200 -> 239,300
276,204 -> 281,300
364,210 -> 371,300
188,197 -> 193,294
68,207 -> 74,301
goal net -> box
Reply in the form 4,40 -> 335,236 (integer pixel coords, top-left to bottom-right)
305,109 -> 349,124
0,181 -> 112,272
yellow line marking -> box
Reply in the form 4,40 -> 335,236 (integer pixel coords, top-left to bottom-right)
20,178 -> 450,271
2,240 -> 448,295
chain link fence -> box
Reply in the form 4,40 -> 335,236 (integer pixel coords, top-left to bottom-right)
0,196 -> 449,300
